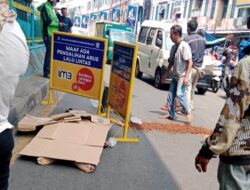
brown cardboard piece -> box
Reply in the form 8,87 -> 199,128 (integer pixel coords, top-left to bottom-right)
18,115 -> 57,132
20,116 -> 111,166
18,111 -> 110,132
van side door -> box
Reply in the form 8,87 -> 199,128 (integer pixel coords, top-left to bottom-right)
145,28 -> 157,76
147,29 -> 163,76
137,27 -> 150,74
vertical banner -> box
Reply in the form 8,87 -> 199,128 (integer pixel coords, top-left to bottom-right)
100,11 -> 108,21
90,13 -> 98,21
74,16 -> 81,27
81,15 -> 89,29
51,32 -> 108,111
126,5 -> 138,30
107,41 -> 139,143
112,8 -> 120,22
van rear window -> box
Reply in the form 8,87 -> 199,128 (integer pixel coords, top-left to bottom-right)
138,27 -> 149,43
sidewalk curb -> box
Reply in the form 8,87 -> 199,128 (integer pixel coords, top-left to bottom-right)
8,73 -> 49,125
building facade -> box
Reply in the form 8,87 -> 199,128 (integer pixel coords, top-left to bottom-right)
151,0 -> 249,34
80,0 -> 249,34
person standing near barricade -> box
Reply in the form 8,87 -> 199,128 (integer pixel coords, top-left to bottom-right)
56,7 -> 72,33
0,1 -> 29,189
183,20 -> 205,111
38,0 -> 65,78
161,25 -> 193,122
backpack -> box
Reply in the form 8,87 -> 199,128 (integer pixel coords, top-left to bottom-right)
238,40 -> 250,60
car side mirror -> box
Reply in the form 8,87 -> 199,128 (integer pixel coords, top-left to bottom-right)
156,38 -> 162,48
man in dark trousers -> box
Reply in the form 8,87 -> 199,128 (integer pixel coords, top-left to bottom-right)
56,7 -> 72,33
38,0 -> 65,78
0,1 -> 29,189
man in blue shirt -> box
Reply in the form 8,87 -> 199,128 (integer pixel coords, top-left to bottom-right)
56,7 -> 72,33
184,20 -> 206,111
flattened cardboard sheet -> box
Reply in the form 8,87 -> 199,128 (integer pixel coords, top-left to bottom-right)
20,119 -> 111,165
20,138 -> 102,165
18,115 -> 55,132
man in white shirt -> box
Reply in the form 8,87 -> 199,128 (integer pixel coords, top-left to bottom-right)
161,25 -> 193,122
0,1 -> 29,189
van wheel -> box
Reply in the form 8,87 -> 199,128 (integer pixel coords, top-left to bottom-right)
135,62 -> 142,78
154,69 -> 162,88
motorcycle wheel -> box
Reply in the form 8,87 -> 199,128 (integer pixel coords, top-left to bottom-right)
211,80 -> 220,93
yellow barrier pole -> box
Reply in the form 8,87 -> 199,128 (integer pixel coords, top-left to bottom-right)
41,89 -> 57,104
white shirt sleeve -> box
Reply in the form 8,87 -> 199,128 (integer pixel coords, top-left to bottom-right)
181,41 -> 192,61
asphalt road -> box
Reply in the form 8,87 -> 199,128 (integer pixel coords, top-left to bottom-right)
10,66 -> 226,190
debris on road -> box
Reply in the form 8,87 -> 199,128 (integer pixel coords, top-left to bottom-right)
130,122 -> 212,137
107,138 -> 117,147
18,110 -> 111,173
130,116 -> 142,125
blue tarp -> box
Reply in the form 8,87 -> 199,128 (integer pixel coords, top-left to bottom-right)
204,32 -> 216,41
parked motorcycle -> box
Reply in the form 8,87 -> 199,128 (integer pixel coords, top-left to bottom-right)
221,64 -> 236,96
197,64 -> 223,94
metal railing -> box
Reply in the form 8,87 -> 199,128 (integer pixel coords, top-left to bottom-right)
8,0 -> 43,46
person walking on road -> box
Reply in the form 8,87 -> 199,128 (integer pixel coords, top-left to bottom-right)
0,1 -> 29,189
38,0 -> 65,78
56,7 -> 72,33
195,46 -> 250,189
184,20 -> 206,111
161,25 -> 193,122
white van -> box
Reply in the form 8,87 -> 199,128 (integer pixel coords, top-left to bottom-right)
136,20 -> 175,88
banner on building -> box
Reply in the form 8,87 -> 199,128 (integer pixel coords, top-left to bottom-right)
112,8 -> 120,22
74,16 -> 81,27
126,5 -> 138,30
100,11 -> 108,21
90,13 -> 98,21
81,15 -> 89,29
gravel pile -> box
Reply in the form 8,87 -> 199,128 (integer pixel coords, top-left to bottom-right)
130,122 -> 212,137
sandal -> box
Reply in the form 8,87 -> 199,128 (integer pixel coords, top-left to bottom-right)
159,114 -> 175,120
160,106 -> 168,111
176,110 -> 185,115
